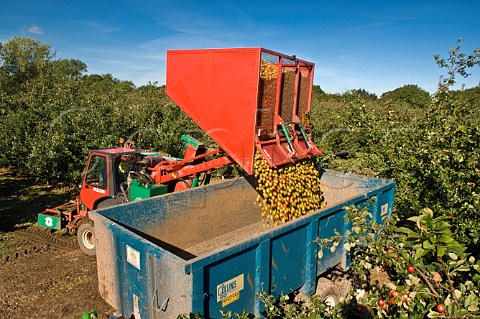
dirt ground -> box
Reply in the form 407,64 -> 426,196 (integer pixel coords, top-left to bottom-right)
0,168 -> 115,319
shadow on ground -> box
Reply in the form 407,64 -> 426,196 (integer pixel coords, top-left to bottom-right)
0,168 -> 75,232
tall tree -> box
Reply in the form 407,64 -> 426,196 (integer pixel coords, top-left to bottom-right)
0,36 -> 86,96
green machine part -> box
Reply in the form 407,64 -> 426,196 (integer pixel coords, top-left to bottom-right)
81,310 -> 97,319
181,134 -> 203,148
38,212 -> 62,230
129,179 -> 168,201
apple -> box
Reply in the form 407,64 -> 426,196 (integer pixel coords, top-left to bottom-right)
389,297 -> 397,305
436,304 -> 446,313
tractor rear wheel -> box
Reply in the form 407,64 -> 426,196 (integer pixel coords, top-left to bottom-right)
96,196 -> 126,209
77,220 -> 96,256
96,198 -> 118,209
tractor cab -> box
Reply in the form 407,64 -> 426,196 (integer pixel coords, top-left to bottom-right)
80,147 -> 138,210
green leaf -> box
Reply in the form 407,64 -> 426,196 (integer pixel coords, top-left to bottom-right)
453,309 -> 469,316
433,221 -> 451,231
407,216 -> 420,223
456,265 -> 471,272
408,216 -> 422,230
423,240 -> 434,249
427,310 -> 441,318
438,233 -> 454,243
416,247 -> 428,258
465,293 -> 478,308
396,227 -> 420,238
437,245 -> 445,257
447,245 -> 465,256
420,211 -> 434,229
433,215 -> 451,222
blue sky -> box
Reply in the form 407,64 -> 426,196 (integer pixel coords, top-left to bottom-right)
1,0 -> 479,95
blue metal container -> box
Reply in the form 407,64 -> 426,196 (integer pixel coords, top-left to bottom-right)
90,169 -> 395,319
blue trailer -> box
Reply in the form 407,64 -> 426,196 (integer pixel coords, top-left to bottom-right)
90,169 -> 395,319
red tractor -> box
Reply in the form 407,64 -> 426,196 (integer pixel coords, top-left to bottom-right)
39,135 -> 233,255
38,47 -> 322,256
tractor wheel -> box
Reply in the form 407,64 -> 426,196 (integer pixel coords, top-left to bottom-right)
315,278 -> 342,310
96,198 -> 118,209
77,220 -> 96,256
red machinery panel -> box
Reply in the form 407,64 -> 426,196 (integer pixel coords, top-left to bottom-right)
166,48 -> 321,175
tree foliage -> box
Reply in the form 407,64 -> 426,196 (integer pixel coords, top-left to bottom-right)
0,36 -> 198,183
317,39 -> 480,248
380,84 -> 431,108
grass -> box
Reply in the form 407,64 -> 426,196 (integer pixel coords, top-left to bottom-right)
0,167 -> 75,232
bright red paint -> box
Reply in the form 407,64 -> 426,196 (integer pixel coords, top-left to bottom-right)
166,48 -> 322,174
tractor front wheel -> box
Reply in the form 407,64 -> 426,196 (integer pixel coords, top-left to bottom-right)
77,220 -> 96,256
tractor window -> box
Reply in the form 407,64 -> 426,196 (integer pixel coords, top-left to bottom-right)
114,154 -> 136,191
85,155 -> 108,189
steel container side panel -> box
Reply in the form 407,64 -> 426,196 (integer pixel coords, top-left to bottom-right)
316,197 -> 375,275
113,228 -> 192,319
165,48 -> 261,175
96,178 -> 234,231
315,208 -> 349,276
320,170 -> 386,207
95,194 -> 169,232
199,247 -> 258,317
115,230 -> 151,318
91,211 -> 192,319
90,211 -> 121,311
270,225 -> 308,295
316,181 -> 396,275
375,187 -> 395,223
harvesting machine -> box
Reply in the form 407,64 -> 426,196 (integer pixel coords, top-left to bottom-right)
38,48 -> 323,255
